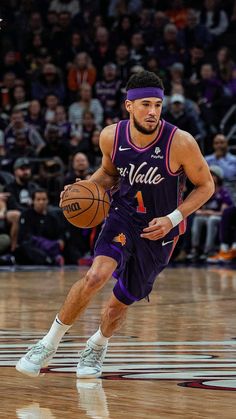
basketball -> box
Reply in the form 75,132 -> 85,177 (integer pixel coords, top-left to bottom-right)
61,180 -> 110,228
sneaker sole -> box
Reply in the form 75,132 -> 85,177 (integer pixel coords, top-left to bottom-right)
76,370 -> 101,379
16,358 -> 48,377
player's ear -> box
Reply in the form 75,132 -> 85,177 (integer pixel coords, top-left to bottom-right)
125,100 -> 132,113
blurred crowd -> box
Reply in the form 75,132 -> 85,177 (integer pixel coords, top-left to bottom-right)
0,0 -> 235,266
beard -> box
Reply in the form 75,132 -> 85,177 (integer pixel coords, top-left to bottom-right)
19,174 -> 30,183
133,115 -> 159,135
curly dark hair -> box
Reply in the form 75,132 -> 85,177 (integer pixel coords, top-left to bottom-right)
126,71 -> 164,91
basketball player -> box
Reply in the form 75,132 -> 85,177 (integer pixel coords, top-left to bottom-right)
16,71 -> 214,378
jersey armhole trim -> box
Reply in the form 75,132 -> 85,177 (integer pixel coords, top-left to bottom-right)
165,127 -> 183,176
111,122 -> 120,162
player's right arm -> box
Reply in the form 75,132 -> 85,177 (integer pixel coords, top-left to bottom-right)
60,125 -> 119,205
89,124 -> 120,190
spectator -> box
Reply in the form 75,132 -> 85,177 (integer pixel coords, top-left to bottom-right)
184,44 -> 206,82
49,11 -> 73,67
64,152 -> 90,185
4,109 -> 45,154
37,158 -> 64,206
108,0 -> 142,18
165,62 -> 185,94
207,206 -> 236,262
198,0 -> 229,37
188,62 -> 225,135
205,134 -> 236,180
68,83 -> 103,128
31,63 -> 65,103
129,32 -> 148,68
166,0 -> 188,29
25,100 -> 44,135
163,83 -> 206,143
67,52 -> 97,95
95,63 -> 121,119
24,33 -> 45,68
144,11 -> 169,48
43,94 -> 60,124
61,32 -> 88,70
12,85 -> 29,115
188,165 -> 233,261
163,94 -> 202,142
0,50 -> 25,80
73,111 -> 98,154
54,105 -> 73,141
225,65 -> 236,97
0,191 -> 20,253
215,46 -> 235,84
39,124 -> 70,166
5,131 -> 36,161
87,129 -> 102,169
0,72 -> 16,112
49,0 -> 80,18
115,43 -> 131,81
111,14 -> 134,47
4,157 -> 39,212
154,23 -> 183,68
16,189 -> 65,266
91,26 -> 114,72
178,8 -> 213,50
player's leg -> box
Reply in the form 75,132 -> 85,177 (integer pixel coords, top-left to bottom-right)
58,255 -> 117,324
77,235 -> 179,378
16,255 -> 117,377
77,294 -> 128,378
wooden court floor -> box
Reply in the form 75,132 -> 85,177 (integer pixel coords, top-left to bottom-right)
0,265 -> 236,418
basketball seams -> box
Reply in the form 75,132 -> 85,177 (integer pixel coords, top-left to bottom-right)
61,197 -> 110,204
61,180 -> 110,228
69,184 -> 94,195
87,182 -> 100,227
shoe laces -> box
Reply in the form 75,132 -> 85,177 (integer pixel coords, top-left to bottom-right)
27,342 -> 54,361
80,345 -> 106,367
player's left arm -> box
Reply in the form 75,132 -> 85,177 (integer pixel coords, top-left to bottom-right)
141,130 -> 215,240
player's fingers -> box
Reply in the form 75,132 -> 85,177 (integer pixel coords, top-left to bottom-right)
75,178 -> 81,182
148,218 -> 158,227
64,184 -> 72,191
59,185 -> 72,206
140,231 -> 163,240
142,224 -> 162,233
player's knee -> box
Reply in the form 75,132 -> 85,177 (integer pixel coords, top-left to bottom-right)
84,269 -> 109,292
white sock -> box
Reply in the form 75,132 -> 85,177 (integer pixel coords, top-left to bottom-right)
232,242 -> 236,250
220,243 -> 229,252
89,327 -> 109,346
42,315 -> 72,348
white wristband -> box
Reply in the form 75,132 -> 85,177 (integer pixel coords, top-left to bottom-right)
166,209 -> 183,228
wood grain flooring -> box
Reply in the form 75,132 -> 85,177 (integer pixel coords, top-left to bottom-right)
0,266 -> 236,418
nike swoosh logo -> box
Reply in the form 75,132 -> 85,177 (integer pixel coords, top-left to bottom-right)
119,146 -> 131,151
162,239 -> 174,246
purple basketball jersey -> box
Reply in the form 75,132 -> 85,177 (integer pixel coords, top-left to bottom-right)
110,119 -> 186,237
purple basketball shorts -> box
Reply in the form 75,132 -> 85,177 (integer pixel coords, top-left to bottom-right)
94,208 -> 178,305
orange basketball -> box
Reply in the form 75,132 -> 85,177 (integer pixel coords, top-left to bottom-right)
61,180 -> 110,228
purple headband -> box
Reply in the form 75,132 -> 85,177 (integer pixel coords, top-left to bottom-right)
127,87 -> 164,101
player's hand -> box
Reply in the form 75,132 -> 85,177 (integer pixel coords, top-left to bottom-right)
140,217 -> 173,241
59,179 -> 81,207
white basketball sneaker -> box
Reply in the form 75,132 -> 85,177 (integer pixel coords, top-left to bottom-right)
77,339 -> 108,378
16,340 -> 57,377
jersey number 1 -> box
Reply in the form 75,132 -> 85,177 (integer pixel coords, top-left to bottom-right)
135,191 -> 147,213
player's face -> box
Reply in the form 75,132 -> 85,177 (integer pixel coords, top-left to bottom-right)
126,98 -> 162,135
